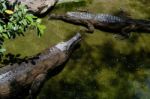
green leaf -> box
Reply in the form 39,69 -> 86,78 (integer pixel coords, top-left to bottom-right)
0,19 -> 5,24
2,3 -> 7,10
36,18 -> 42,23
26,15 -> 33,22
22,19 -> 28,26
2,33 -> 9,39
38,24 -> 46,30
0,26 -> 3,32
37,24 -> 46,35
0,2 -> 46,53
7,23 -> 13,29
0,48 -> 6,53
17,11 -> 22,17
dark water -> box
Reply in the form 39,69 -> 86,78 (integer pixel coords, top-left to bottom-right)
3,0 -> 150,99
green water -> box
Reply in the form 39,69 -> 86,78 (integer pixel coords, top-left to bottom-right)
3,0 -> 150,99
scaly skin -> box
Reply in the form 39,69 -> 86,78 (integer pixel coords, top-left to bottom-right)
0,33 -> 81,99
49,11 -> 150,38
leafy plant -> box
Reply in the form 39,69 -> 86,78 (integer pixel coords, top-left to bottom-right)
0,0 -> 46,53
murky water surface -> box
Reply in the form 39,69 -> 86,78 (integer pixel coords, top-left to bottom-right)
3,0 -> 150,99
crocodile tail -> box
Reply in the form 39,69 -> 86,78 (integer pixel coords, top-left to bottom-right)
49,14 -> 64,20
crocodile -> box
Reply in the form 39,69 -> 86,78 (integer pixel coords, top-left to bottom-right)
49,11 -> 150,38
0,33 -> 81,99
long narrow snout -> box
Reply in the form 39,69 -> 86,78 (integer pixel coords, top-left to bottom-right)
65,33 -> 81,51
55,33 -> 81,52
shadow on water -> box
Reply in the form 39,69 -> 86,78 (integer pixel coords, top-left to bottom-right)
0,34 -> 149,99
99,41 -> 150,72
38,36 -> 150,99
0,53 -> 27,66
0,53 -> 40,66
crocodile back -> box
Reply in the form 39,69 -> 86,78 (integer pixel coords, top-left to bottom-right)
67,12 -> 95,20
67,12 -> 125,23
0,47 -> 61,84
94,14 -> 125,23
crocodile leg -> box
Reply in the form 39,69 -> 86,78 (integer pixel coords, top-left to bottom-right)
84,21 -> 95,33
120,26 -> 132,38
28,73 -> 46,99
